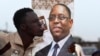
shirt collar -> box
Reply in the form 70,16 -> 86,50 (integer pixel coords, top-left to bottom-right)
13,32 -> 43,48
51,33 -> 71,49
13,32 -> 23,45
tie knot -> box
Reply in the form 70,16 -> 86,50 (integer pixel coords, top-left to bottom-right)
54,44 -> 59,49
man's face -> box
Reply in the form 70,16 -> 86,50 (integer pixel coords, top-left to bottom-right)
22,12 -> 44,37
49,5 -> 73,41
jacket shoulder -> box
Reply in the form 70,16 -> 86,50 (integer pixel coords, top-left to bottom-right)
35,44 -> 51,56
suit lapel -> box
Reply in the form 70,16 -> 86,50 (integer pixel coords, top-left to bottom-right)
35,43 -> 52,56
58,36 -> 74,56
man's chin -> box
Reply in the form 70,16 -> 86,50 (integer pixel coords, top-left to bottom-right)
53,32 -> 61,36
37,33 -> 43,37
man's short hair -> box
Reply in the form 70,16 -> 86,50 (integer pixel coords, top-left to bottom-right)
51,4 -> 71,18
92,50 -> 100,56
13,8 -> 33,30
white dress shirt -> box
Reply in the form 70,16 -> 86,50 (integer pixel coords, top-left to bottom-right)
47,33 -> 71,56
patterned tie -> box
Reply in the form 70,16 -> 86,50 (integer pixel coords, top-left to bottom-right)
52,44 -> 59,56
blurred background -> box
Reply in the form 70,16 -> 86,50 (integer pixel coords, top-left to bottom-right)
0,0 -> 100,56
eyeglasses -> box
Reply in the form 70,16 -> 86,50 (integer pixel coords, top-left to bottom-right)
49,14 -> 69,21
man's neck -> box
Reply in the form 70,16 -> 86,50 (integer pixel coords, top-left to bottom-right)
18,31 -> 34,50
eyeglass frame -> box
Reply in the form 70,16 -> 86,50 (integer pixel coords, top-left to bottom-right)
48,14 -> 70,21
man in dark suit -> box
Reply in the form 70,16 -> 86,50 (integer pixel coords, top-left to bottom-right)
35,4 -> 81,56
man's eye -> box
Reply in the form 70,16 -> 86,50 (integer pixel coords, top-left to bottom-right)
49,15 -> 55,20
58,16 -> 65,20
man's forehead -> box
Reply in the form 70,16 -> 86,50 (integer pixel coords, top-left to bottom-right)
51,5 -> 66,12
51,6 -> 68,15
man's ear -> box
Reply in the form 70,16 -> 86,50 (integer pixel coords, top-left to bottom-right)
20,24 -> 26,30
69,18 -> 73,28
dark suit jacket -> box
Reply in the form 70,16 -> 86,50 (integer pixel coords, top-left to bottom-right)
35,36 -> 75,56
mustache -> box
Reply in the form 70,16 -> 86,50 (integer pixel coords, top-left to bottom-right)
53,26 -> 62,29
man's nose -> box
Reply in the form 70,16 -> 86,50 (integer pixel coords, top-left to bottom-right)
54,17 -> 60,23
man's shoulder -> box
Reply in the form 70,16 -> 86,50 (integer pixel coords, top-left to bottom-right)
8,32 -> 18,37
35,44 -> 51,56
38,43 -> 51,52
0,32 -> 10,49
